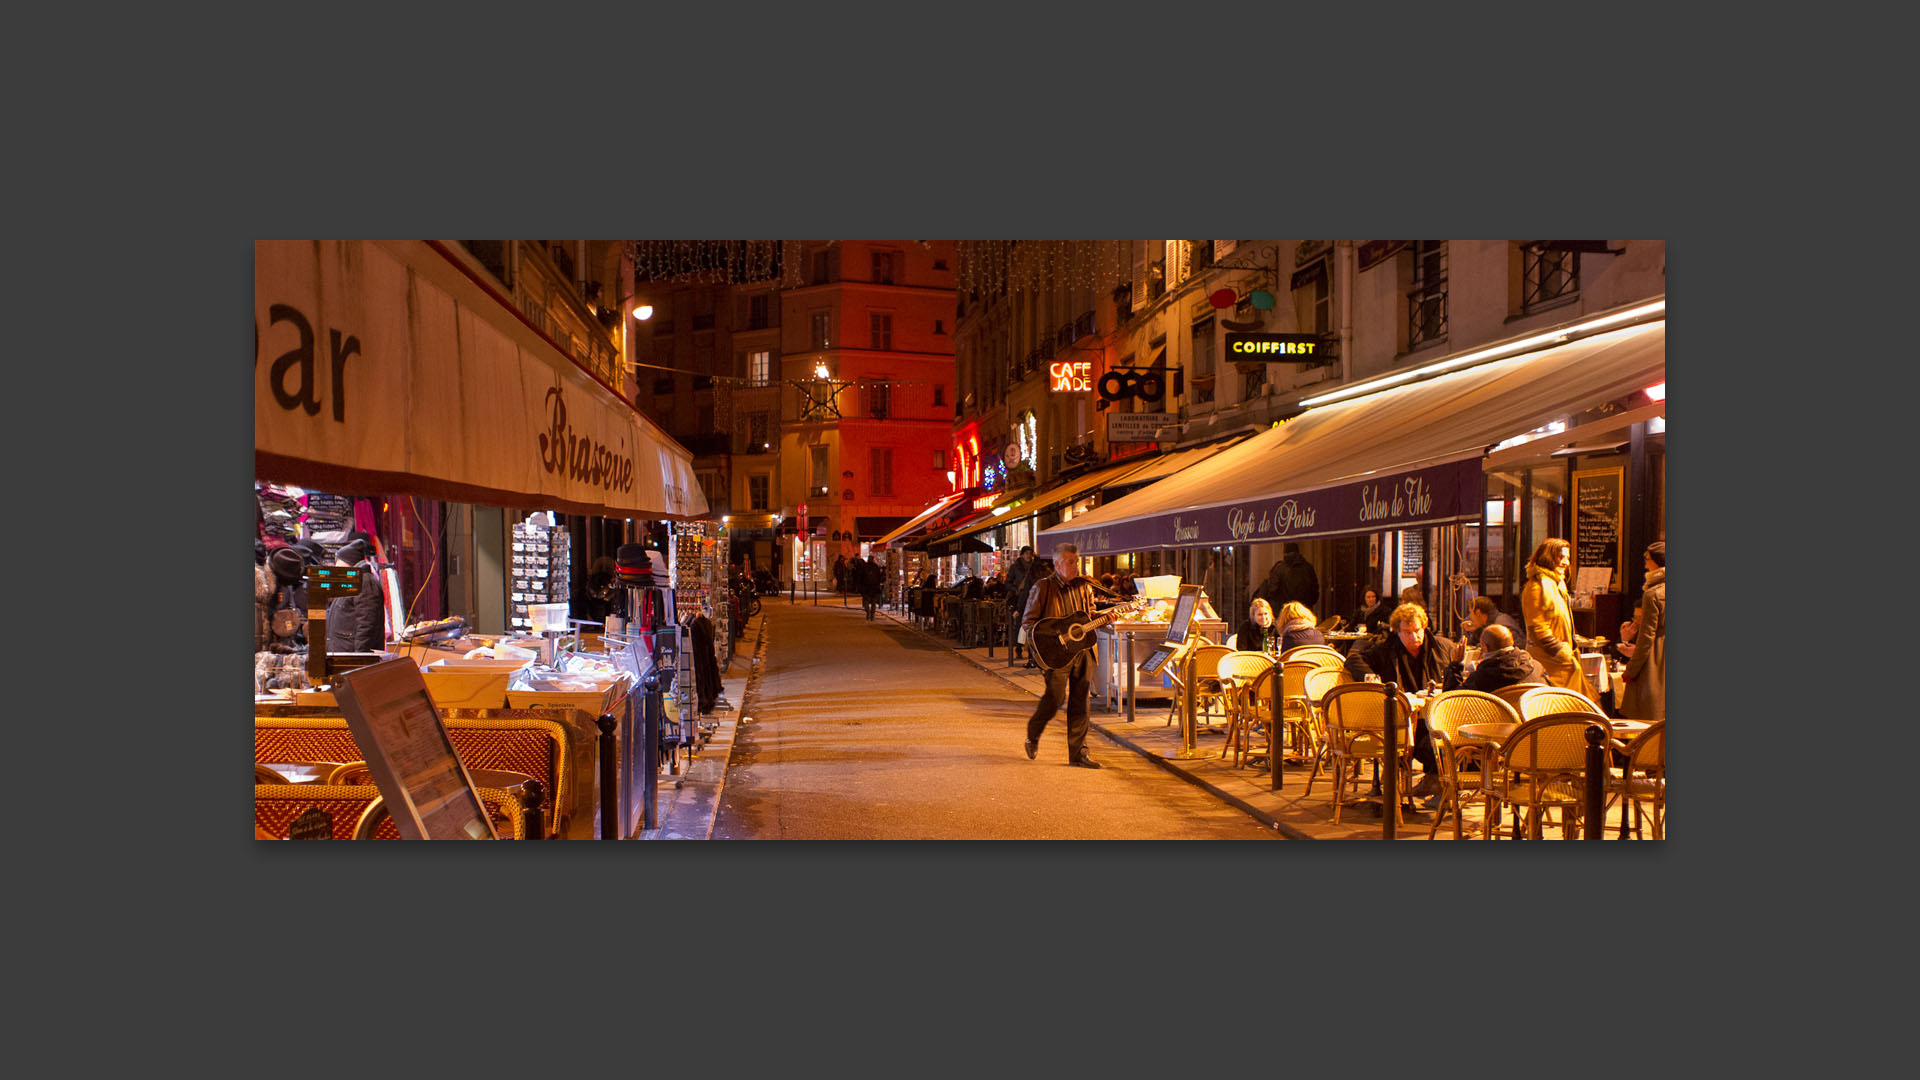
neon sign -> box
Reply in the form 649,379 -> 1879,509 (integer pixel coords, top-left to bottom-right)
1049,360 -> 1093,393
972,493 -> 1000,512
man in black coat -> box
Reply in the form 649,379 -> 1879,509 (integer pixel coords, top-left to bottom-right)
1256,542 -> 1320,613
1004,546 -> 1038,664
1443,624 -> 1544,693
1344,602 -> 1454,798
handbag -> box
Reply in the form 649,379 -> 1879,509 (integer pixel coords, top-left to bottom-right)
271,585 -> 304,639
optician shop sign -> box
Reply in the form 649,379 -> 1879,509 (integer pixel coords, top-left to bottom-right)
1041,457 -> 1484,556
1225,332 -> 1324,361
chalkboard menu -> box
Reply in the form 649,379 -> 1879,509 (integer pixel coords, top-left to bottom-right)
1399,530 -> 1425,576
1572,466 -> 1625,591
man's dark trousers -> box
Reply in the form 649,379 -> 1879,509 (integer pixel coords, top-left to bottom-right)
1027,649 -> 1093,761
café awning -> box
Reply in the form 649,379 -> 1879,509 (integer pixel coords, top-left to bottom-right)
1040,315 -> 1665,556
874,492 -> 969,546
255,240 -> 708,520
1099,435 -> 1249,495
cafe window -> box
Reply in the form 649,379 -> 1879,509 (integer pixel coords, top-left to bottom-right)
1407,241 -> 1448,350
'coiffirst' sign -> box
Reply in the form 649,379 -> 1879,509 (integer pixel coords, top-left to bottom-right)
1225,332 -> 1323,359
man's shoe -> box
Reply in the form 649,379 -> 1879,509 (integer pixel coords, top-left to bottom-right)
1024,739 -> 1038,760
1069,756 -> 1102,769
1410,773 -> 1441,798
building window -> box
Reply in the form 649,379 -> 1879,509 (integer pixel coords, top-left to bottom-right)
810,446 -> 830,495
1190,316 -> 1215,404
749,474 -> 770,510
872,251 -> 899,284
862,378 -> 891,419
748,349 -> 771,386
870,313 -> 892,350
653,376 -> 675,395
933,259 -> 947,270
810,311 -> 831,350
748,411 -> 769,450
748,293 -> 770,330
811,246 -> 833,285
870,447 -> 894,496
1407,241 -> 1448,350
692,313 -> 715,331
697,471 -> 723,510
933,449 -> 946,470
932,384 -> 945,406
1523,245 -> 1580,308
934,319 -> 945,335
1292,258 -> 1332,336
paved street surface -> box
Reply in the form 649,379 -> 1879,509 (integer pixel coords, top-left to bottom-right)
711,597 -> 1276,840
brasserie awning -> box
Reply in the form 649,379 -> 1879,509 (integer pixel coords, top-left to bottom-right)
874,492 -> 969,546
1040,316 -> 1665,556
255,240 -> 707,520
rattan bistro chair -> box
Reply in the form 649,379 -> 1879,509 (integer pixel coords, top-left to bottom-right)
1519,685 -> 1604,720
1491,683 -> 1549,714
1607,719 -> 1666,839
1319,682 -> 1417,826
351,788 -> 528,840
1421,691 -> 1520,839
1215,652 -> 1277,767
255,784 -> 384,840
1166,644 -> 1233,728
1279,660 -> 1333,765
1278,645 -> 1346,670
1483,712 -> 1608,840
1299,666 -> 1348,792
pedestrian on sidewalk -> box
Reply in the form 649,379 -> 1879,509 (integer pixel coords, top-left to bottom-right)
1020,543 -> 1102,768
1005,545 -> 1037,665
857,555 -> 884,621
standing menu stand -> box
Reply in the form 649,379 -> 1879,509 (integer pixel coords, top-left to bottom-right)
334,659 -> 496,840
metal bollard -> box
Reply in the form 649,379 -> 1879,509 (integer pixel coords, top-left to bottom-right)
521,779 -> 544,840
1271,661 -> 1285,792
596,713 -> 619,840
1585,722 -> 1607,841
1382,682 -> 1398,840
641,671 -> 662,830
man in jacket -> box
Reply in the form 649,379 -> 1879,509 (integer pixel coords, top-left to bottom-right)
1463,595 -> 1522,639
1344,602 -> 1454,798
1443,624 -> 1544,693
1256,542 -> 1320,613
325,535 -> 386,653
1020,543 -> 1102,768
857,556 -> 884,621
1004,546 -> 1037,665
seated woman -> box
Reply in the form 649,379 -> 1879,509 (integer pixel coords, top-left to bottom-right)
1350,587 -> 1391,634
1277,601 -> 1326,653
1237,598 -> 1280,654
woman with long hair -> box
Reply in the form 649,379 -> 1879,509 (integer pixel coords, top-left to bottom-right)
1519,538 -> 1597,702
1276,601 -> 1325,653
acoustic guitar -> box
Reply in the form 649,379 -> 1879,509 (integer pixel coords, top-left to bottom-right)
1029,598 -> 1149,672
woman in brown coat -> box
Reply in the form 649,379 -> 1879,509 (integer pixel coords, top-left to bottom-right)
1620,542 -> 1665,721
1520,538 -> 1597,704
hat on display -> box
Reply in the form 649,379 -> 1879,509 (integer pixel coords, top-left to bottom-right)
616,543 -> 656,585
335,538 -> 371,565
270,547 -> 307,584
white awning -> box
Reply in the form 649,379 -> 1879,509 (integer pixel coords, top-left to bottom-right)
874,492 -> 969,546
255,241 -> 707,519
1040,316 -> 1664,555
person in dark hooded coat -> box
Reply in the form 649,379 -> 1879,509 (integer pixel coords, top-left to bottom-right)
325,534 -> 386,652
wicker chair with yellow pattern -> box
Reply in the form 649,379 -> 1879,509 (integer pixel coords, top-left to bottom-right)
1298,665 -> 1349,793
1317,682 -> 1417,826
1278,659 -> 1336,766
351,788 -> 528,840
1215,652 -> 1276,768
255,784 -> 385,840
255,718 -> 363,769
1165,643 -> 1234,729
445,718 -> 570,836
1482,712 -> 1609,840
1607,719 -> 1665,839
1420,690 -> 1520,840
1491,682 -> 1549,714
1278,644 -> 1347,670
1518,685 -> 1605,721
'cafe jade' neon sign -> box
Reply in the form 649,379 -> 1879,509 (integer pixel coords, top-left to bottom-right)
1049,360 -> 1093,393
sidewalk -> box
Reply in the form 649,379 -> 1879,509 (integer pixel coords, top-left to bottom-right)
636,605 -> 764,840
873,604 -> 1638,841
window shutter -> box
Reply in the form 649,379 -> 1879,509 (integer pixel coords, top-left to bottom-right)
1132,243 -> 1150,314
827,244 -> 840,282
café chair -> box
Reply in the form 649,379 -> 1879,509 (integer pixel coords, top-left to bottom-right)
352,787 -> 530,840
1421,691 -> 1520,839
1482,712 -> 1608,839
1278,644 -> 1346,670
255,763 -> 291,785
257,717 -> 364,767
1299,666 -> 1349,793
1606,719 -> 1666,839
1215,652 -> 1276,767
1279,660 -> 1331,764
1165,643 -> 1233,729
1519,685 -> 1605,721
255,784 -> 385,840
1318,682 -> 1417,826
327,761 -> 373,786
1491,682 -> 1549,714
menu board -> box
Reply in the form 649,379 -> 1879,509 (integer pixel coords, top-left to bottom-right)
334,659 -> 497,840
1572,466 -> 1625,592
1163,584 -> 1204,645
1398,530 -> 1425,576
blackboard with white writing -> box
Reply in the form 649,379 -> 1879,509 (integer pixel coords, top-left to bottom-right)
1572,467 -> 1625,591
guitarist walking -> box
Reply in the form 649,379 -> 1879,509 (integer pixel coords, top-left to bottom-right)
1020,543 -> 1103,769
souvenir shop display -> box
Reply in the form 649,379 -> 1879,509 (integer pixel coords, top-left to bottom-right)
510,513 -> 570,633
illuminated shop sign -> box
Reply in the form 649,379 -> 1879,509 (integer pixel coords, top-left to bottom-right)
1049,360 -> 1093,392
972,493 -> 1000,511
1225,332 -> 1323,359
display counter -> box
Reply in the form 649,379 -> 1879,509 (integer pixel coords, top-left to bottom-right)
1094,619 -> 1229,721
